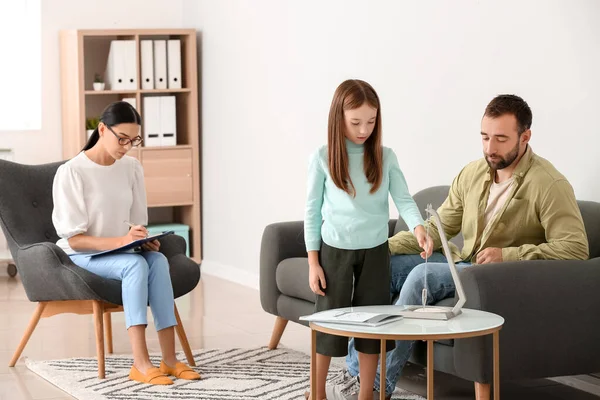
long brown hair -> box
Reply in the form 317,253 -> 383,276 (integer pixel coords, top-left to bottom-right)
328,79 -> 383,196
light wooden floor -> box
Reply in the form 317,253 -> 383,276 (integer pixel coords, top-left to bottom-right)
0,268 -> 597,400
0,271 -> 309,400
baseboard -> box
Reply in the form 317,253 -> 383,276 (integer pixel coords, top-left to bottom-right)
200,260 -> 259,290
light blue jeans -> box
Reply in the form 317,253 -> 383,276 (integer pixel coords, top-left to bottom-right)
70,251 -> 177,331
346,252 -> 471,395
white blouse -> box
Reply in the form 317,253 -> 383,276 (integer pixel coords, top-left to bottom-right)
52,152 -> 148,254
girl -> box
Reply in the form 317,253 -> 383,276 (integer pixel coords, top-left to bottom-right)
52,101 -> 200,385
304,80 -> 432,400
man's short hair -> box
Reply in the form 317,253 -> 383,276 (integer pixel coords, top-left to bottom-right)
484,94 -> 532,135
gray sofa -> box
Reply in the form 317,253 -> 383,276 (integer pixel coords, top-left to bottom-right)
260,185 -> 600,397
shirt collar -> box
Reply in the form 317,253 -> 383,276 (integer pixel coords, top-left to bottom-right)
485,144 -> 534,183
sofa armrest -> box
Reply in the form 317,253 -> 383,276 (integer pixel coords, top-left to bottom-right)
260,221 -> 307,315
454,257 -> 600,382
158,234 -> 200,299
159,234 -> 187,260
15,242 -> 114,302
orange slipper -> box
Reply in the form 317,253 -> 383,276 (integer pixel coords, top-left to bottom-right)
159,360 -> 201,380
129,366 -> 173,385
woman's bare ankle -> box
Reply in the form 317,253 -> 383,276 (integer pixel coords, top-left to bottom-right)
133,360 -> 155,374
162,356 -> 179,368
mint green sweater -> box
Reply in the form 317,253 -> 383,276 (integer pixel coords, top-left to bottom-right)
304,140 -> 424,251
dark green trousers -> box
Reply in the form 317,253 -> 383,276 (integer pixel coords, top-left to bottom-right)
315,241 -> 395,357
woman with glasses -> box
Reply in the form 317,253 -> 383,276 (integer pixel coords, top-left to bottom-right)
51,101 -> 200,385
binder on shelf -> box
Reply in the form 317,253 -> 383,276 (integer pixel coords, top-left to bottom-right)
160,96 -> 177,146
142,96 -> 177,147
153,40 -> 167,90
140,40 -> 154,90
123,40 -> 137,90
143,97 -> 161,147
167,40 -> 182,89
122,97 -> 137,109
104,41 -> 126,90
104,40 -> 136,90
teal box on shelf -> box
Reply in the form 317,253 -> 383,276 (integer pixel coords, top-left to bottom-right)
147,223 -> 190,257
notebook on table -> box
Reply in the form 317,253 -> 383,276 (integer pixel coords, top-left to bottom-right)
300,309 -> 404,327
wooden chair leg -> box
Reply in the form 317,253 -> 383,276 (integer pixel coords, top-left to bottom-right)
92,301 -> 105,379
104,312 -> 113,354
475,382 -> 490,400
268,316 -> 288,350
174,305 -> 195,367
9,302 -> 47,366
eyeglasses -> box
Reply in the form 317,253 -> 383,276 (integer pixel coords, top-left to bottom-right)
105,124 -> 143,147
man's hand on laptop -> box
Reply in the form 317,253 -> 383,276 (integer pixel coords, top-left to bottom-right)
476,247 -> 503,264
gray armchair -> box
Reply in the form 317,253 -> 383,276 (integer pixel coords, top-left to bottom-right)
0,159 -> 201,378
260,185 -> 600,400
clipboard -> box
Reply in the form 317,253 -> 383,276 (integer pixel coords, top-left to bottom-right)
89,231 -> 174,257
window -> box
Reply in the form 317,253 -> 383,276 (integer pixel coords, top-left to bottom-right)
0,0 -> 41,131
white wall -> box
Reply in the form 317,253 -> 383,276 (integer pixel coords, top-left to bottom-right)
2,1 -> 598,286
183,0 -> 600,288
0,0 -> 185,256
0,0 -> 184,165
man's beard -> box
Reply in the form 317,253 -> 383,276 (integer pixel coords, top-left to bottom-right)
485,142 -> 520,170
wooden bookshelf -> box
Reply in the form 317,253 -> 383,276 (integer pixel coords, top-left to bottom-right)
59,29 -> 202,263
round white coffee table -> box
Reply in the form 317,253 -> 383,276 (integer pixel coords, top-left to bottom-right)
308,305 -> 504,400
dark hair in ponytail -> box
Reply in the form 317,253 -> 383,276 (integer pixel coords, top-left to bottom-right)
82,101 -> 142,151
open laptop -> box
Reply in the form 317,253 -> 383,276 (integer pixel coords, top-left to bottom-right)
397,204 -> 466,320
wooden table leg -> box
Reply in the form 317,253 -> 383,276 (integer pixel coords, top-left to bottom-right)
493,331 -> 500,399
427,340 -> 434,399
380,339 -> 387,400
311,329 -> 317,400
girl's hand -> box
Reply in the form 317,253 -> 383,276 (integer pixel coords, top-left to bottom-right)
414,225 -> 433,259
309,263 -> 327,296
142,239 -> 160,252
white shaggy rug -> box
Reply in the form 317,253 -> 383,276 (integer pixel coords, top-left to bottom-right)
25,346 -> 425,399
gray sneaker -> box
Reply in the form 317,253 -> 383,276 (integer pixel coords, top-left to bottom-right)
325,370 -> 361,400
325,369 -> 393,400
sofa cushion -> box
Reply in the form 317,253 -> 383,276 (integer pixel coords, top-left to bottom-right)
276,257 -> 314,303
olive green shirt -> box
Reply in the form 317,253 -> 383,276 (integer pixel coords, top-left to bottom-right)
389,146 -> 589,263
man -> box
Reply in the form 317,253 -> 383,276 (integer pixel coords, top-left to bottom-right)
328,94 -> 589,400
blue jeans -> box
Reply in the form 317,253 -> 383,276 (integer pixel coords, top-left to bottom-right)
346,252 -> 471,395
70,251 -> 177,331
